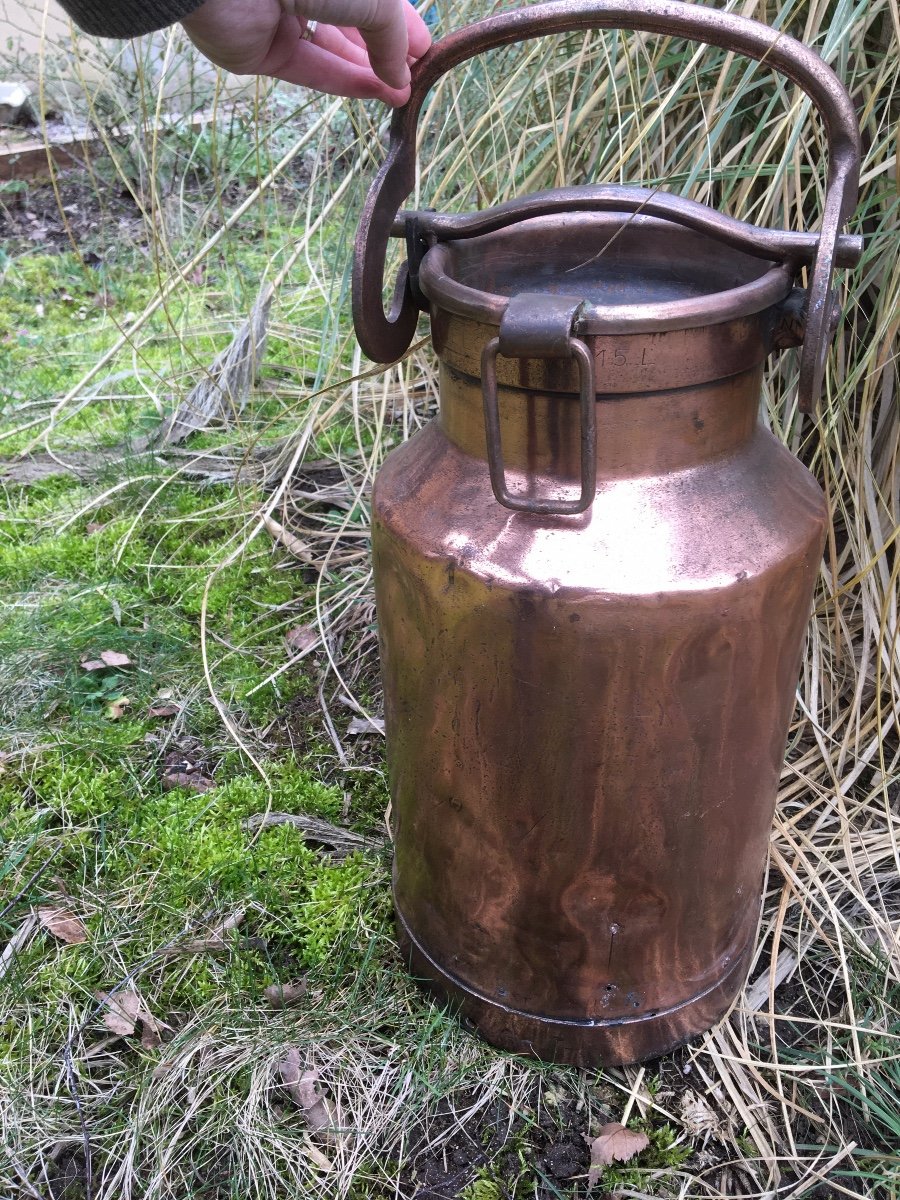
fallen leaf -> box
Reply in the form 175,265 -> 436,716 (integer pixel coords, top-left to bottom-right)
265,979 -> 308,1009
284,625 -> 318,655
140,1015 -> 163,1050
100,650 -> 131,668
346,716 -> 385,736
81,649 -> 132,672
148,702 -> 180,718
96,988 -> 144,1036
106,696 -> 131,720
278,1051 -> 336,1135
95,986 -> 163,1046
587,1123 -> 650,1184
161,771 -> 215,794
38,905 -> 88,945
263,516 -> 315,564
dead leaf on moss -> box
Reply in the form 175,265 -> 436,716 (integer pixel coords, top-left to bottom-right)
148,702 -> 180,718
82,650 -> 132,671
95,986 -> 163,1046
278,1051 -> 336,1135
106,696 -> 131,720
37,905 -> 88,945
161,771 -> 215,794
140,1018 -> 163,1050
96,988 -> 143,1036
265,979 -> 307,1009
285,625 -> 319,656
587,1123 -> 650,1184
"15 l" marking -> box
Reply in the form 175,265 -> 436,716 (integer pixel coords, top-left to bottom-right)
596,347 -> 654,368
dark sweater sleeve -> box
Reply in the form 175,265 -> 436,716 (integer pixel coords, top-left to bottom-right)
57,0 -> 207,37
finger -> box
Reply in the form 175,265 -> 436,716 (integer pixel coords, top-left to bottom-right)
305,21 -> 369,68
296,0 -> 412,89
338,26 -> 366,52
337,22 -> 420,66
265,38 -> 411,105
404,3 -> 432,60
356,0 -> 410,90
341,6 -> 430,59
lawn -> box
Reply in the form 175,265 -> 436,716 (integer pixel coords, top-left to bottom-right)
1,1 -> 899,1196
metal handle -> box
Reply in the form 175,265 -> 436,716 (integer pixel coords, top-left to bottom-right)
353,0 -> 861,412
482,337 -> 597,516
482,293 -> 597,516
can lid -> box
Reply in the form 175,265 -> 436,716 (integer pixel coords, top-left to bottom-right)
418,204 -> 795,336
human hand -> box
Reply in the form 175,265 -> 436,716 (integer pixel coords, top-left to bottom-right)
181,0 -> 432,106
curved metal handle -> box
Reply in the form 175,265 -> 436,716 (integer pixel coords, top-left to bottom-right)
352,0 -> 860,412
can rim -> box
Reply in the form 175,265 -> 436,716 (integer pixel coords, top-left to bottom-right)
419,216 -> 795,336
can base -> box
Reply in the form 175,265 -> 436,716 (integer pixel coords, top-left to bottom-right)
396,904 -> 753,1067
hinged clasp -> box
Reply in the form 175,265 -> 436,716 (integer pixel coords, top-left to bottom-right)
481,293 -> 596,516
404,211 -> 435,312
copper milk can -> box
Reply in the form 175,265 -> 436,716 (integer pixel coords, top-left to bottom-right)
353,0 -> 861,1066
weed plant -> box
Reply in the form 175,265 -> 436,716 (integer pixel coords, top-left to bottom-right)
1,0 -> 898,1196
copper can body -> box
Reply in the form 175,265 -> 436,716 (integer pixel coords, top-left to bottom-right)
353,0 -> 861,1070
372,214 -> 828,1066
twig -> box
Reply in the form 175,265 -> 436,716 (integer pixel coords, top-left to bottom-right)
242,812 -> 382,858
0,846 -> 62,924
0,913 -> 39,982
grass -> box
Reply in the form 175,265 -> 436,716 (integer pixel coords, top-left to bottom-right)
1,0 -> 899,1196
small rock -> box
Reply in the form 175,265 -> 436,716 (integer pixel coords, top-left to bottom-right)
0,82 -> 36,126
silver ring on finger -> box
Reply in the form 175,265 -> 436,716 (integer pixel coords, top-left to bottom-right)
301,19 -> 318,41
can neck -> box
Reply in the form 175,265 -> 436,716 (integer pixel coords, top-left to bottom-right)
439,364 -> 763,482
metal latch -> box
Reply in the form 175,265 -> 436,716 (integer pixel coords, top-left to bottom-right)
481,293 -> 597,516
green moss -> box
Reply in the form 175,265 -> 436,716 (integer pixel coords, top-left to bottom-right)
4,741 -> 385,998
598,1122 -> 693,1192
295,851 -> 386,967
0,237 -> 316,455
0,470 -> 323,741
460,1176 -> 504,1200
0,178 -> 396,1191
